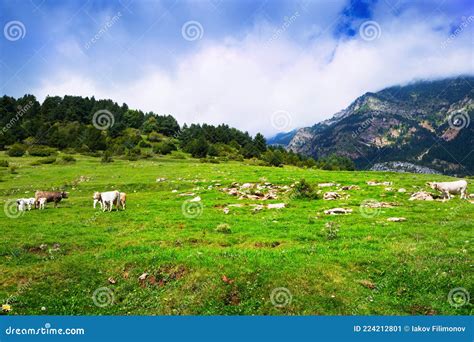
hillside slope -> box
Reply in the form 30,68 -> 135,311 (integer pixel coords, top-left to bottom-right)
287,76 -> 474,175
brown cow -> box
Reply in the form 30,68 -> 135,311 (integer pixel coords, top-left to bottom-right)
35,191 -> 68,208
119,192 -> 126,210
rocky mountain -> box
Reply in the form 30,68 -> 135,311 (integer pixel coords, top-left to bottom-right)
285,76 -> 474,175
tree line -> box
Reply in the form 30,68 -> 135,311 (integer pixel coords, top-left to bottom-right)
0,94 -> 355,170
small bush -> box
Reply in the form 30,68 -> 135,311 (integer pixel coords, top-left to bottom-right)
7,143 -> 26,157
291,179 -> 319,199
0,160 -> 9,167
9,165 -> 18,174
325,222 -> 340,240
215,223 -> 232,234
38,156 -> 56,164
153,141 -> 177,155
60,155 -> 76,163
28,145 -> 56,157
148,131 -> 163,142
101,151 -> 114,163
170,151 -> 186,159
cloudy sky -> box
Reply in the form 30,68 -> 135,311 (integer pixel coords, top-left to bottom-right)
1,0 -> 473,136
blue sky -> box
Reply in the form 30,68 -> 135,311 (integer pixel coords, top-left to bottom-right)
1,0 -> 473,135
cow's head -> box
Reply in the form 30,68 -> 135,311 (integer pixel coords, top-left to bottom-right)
93,192 -> 101,200
61,191 -> 69,198
426,182 -> 437,190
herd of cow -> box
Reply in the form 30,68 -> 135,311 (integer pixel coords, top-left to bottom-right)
15,190 -> 126,212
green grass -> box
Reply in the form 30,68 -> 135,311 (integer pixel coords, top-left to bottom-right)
0,152 -> 472,315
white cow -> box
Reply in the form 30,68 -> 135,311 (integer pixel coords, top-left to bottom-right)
16,199 -> 27,211
427,180 -> 468,201
93,192 -> 103,210
25,198 -> 35,210
96,191 -> 120,212
38,197 -> 47,210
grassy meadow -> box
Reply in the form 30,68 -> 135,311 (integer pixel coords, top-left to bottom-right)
0,152 -> 472,315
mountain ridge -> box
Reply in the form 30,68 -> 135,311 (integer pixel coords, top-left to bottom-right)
281,76 -> 474,175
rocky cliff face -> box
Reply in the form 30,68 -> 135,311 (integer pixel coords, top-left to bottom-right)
286,76 -> 474,175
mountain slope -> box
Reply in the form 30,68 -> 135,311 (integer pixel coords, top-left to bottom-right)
287,76 -> 474,175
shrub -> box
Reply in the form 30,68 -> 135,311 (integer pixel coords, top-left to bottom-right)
28,145 -> 56,157
9,165 -> 18,174
148,131 -> 163,142
215,223 -> 232,234
7,143 -> 26,157
153,141 -> 177,155
39,156 -> 56,164
101,151 -> 114,163
170,151 -> 186,159
325,222 -> 340,240
261,150 -> 283,167
0,160 -> 9,167
291,179 -> 319,200
60,155 -> 76,163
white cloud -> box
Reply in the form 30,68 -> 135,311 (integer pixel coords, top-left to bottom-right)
33,13 -> 474,136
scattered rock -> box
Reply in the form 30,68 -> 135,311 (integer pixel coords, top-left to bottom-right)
267,203 -> 286,209
324,208 -> 353,215
156,177 -> 166,182
362,201 -> 396,208
223,207 -> 230,214
190,196 -> 201,202
2,304 -> 11,312
108,277 -> 116,284
323,192 -> 340,200
138,273 -> 148,281
387,217 -> 406,222
341,185 -> 360,190
409,191 -> 434,201
39,244 -> 48,250
367,181 -> 392,186
398,188 -> 407,193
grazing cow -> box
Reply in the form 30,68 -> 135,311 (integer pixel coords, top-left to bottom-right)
98,191 -> 120,212
427,180 -> 468,201
35,191 -> 68,208
93,192 -> 103,209
119,192 -> 126,210
25,198 -> 35,210
16,199 -> 27,211
38,197 -> 47,210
